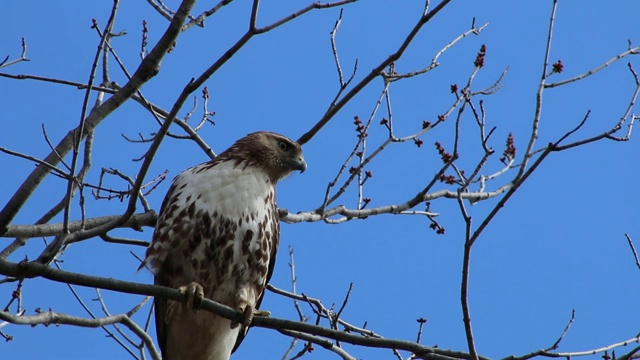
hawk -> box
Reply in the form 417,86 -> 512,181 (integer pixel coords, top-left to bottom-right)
139,131 -> 306,360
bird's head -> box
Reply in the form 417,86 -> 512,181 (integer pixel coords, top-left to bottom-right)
229,131 -> 306,182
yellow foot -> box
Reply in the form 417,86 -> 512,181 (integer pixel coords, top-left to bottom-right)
177,282 -> 204,311
230,303 -> 271,329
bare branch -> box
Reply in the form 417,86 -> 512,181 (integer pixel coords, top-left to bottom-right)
0,38 -> 29,68
298,0 -> 454,145
382,21 -> 490,82
281,181 -> 511,224
545,45 -> 640,88
0,258 -> 484,360
517,0 -> 558,179
503,309 -> 576,360
0,146 -> 68,179
1,211 -> 157,239
99,234 -> 150,247
415,318 -> 428,344
552,336 -> 640,358
330,9 -> 346,87
0,0 -> 197,236
625,234 -> 640,271
145,0 -> 172,22
554,65 -> 639,151
255,1 -> 358,34
0,304 -> 159,360
550,309 -> 575,350
279,329 -> 357,360
62,3 -> 120,236
183,0 -> 235,30
458,192 -> 478,360
0,130 -> 96,259
52,260 -> 139,358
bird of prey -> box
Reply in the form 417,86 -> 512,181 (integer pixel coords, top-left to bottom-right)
139,131 -> 306,360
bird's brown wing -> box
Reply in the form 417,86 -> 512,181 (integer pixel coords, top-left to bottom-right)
153,257 -> 175,357
154,285 -> 168,356
231,216 -> 280,353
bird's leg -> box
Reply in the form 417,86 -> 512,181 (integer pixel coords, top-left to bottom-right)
230,290 -> 270,329
230,301 -> 271,329
177,282 -> 204,311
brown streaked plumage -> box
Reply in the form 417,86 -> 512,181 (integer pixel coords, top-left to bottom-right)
140,131 -> 305,360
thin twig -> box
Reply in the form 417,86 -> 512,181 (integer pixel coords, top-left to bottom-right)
298,0 -> 454,145
625,234 -> 640,270
0,0 -> 197,237
545,45 -> 640,88
550,309 -> 575,349
279,329 -> 357,360
517,0 -> 558,179
0,38 -> 30,68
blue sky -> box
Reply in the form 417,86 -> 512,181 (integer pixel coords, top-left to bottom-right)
1,1 -> 639,359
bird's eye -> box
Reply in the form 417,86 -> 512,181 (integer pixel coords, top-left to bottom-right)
278,141 -> 289,151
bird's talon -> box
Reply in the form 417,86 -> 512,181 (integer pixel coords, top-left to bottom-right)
230,303 -> 268,329
177,282 -> 204,311
254,310 -> 271,317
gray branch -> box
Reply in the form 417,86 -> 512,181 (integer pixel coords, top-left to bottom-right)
0,258 -> 482,360
0,299 -> 160,360
1,211 -> 157,238
0,0 -> 197,235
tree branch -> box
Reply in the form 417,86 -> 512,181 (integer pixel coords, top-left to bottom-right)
297,0 -> 453,145
0,0 -> 197,236
1,211 -> 157,239
0,258 -> 484,360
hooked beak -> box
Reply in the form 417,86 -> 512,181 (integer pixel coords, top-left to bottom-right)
292,155 -> 307,173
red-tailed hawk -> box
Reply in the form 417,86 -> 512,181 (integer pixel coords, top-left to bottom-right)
139,131 -> 306,360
